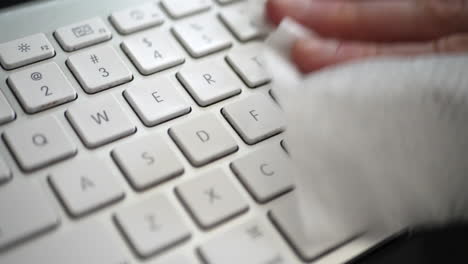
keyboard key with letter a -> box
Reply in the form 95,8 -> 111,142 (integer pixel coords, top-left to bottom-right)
49,157 -> 125,217
66,96 -> 136,148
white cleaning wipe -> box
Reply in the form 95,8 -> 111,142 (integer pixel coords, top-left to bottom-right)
251,0 -> 468,242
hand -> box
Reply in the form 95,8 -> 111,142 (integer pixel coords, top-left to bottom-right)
266,0 -> 468,72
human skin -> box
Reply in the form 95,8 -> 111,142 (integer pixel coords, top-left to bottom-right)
265,0 -> 468,72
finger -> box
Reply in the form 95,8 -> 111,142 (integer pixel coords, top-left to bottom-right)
291,34 -> 468,73
266,0 -> 468,42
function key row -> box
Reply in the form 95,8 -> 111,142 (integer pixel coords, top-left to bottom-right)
0,0 -> 261,70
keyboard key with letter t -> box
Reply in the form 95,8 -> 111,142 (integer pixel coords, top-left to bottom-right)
8,62 -> 76,113
0,33 -> 55,70
114,194 -> 191,258
172,16 -> 232,58
66,96 -> 136,148
199,219 -> 286,264
49,158 -> 125,217
223,94 -> 285,144
55,17 -> 111,52
3,116 -> 77,171
177,60 -> 241,106
0,181 -> 59,251
67,45 -> 132,94
169,113 -> 238,167
226,44 -> 271,88
112,134 -> 185,191
175,168 -> 248,229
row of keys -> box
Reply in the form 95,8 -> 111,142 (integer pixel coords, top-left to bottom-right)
0,0 -> 263,71
2,92 -> 281,172
2,41 -> 268,121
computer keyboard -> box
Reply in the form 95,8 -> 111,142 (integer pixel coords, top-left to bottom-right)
0,0 -> 394,263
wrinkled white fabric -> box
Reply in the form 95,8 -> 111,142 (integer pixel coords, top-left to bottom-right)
250,0 -> 468,241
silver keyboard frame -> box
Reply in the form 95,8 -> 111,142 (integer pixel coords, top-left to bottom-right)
0,0 -> 394,263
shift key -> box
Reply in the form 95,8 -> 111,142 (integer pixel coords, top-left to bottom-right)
0,221 -> 130,264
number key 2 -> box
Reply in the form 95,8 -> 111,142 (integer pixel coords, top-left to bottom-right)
8,62 -> 76,113
67,46 -> 133,94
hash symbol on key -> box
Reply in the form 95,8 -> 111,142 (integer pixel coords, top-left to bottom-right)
205,188 -> 221,204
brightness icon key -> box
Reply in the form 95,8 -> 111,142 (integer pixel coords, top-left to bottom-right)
0,33 -> 55,70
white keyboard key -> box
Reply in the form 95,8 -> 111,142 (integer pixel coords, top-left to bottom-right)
0,90 -> 15,125
226,44 -> 270,88
66,96 -> 136,148
112,134 -> 184,191
0,181 -> 59,250
177,61 -> 241,106
55,17 -> 112,51
219,5 -> 266,42
8,62 -> 76,113
156,254 -> 195,264
1,221 -> 130,264
114,194 -> 191,258
0,156 -> 11,184
124,77 -> 190,126
231,145 -> 294,203
67,45 -> 133,93
169,113 -> 238,167
172,16 -> 232,58
199,219 -> 286,264
269,195 -> 354,261
110,2 -> 164,35
222,94 -> 285,144
49,158 -> 125,217
176,168 -> 248,229
161,0 -> 211,19
122,31 -> 185,75
3,116 -> 77,171
0,33 -> 54,70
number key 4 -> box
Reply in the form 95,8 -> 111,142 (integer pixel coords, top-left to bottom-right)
67,46 -> 133,94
